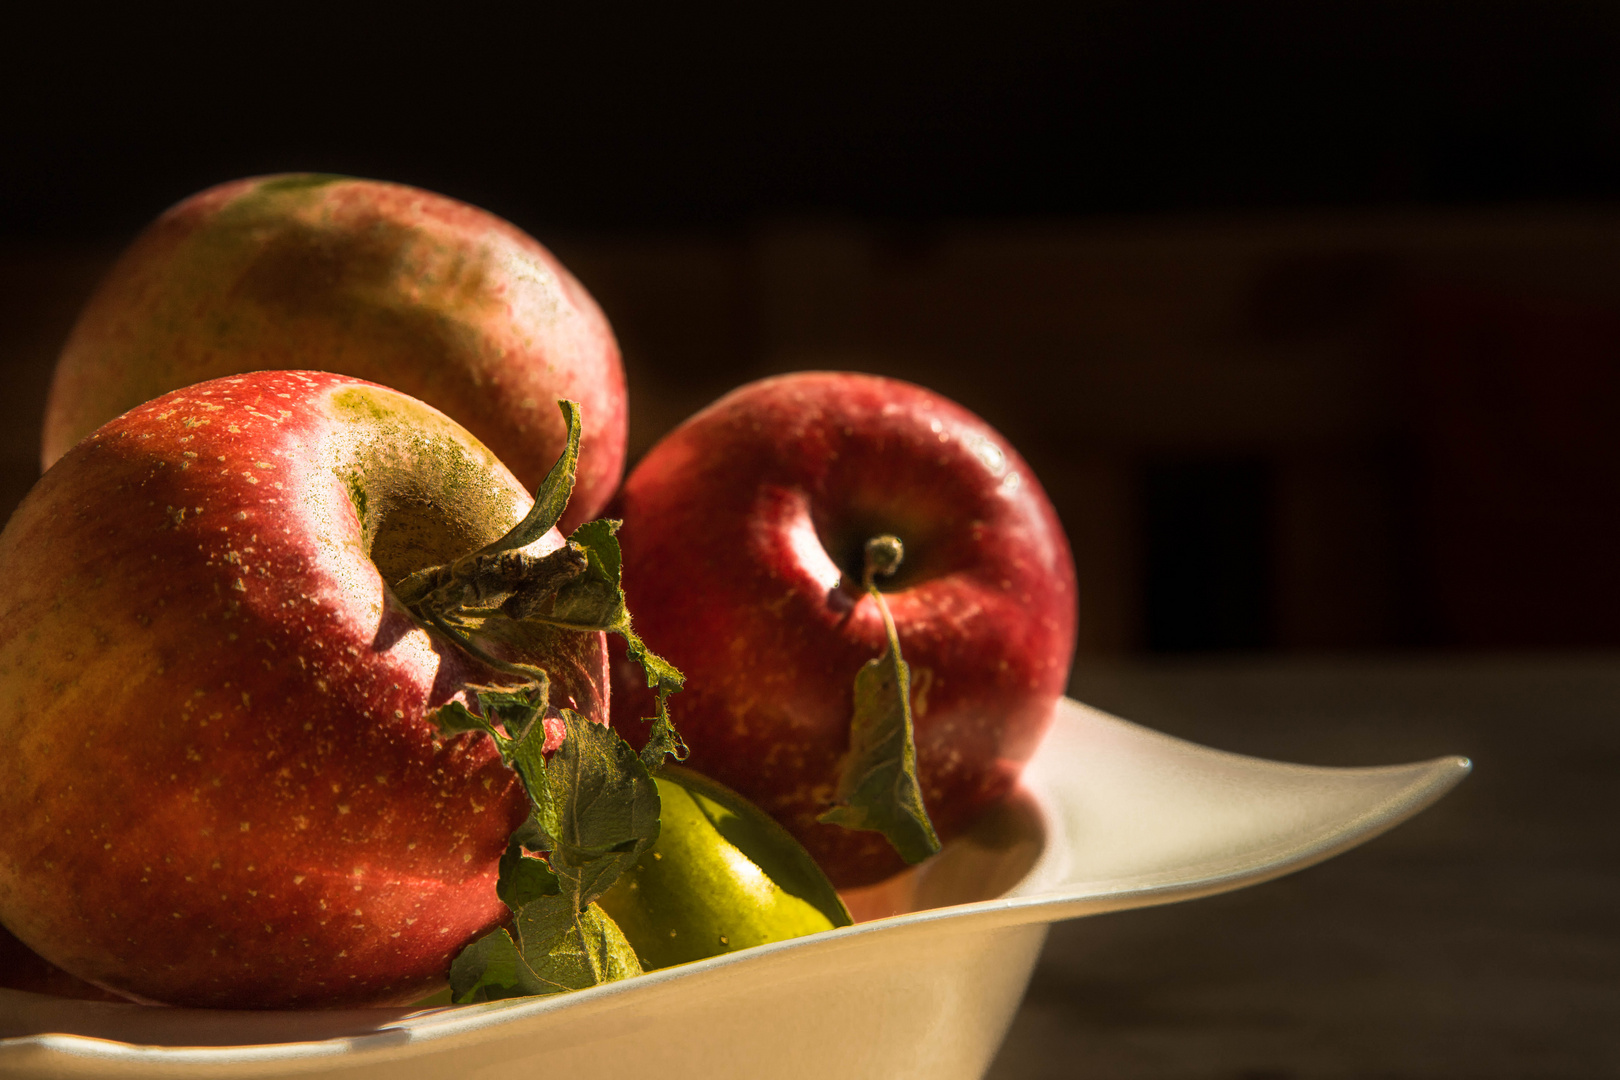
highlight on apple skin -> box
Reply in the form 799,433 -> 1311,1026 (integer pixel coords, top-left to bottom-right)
609,372 -> 1077,888
42,174 -> 626,533
0,370 -> 609,1009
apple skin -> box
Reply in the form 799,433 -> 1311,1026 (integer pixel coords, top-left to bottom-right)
0,370 -> 608,1009
42,174 -> 625,533
610,372 -> 1076,887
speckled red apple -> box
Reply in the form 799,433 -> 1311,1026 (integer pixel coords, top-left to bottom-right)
43,174 -> 625,533
610,373 -> 1076,887
0,371 -> 607,1008
0,926 -> 124,1001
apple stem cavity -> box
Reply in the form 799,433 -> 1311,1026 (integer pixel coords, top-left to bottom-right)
818,536 -> 943,866
400,401 -> 689,1002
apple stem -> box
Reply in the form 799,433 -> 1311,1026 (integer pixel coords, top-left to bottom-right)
862,534 -> 904,592
862,535 -> 907,674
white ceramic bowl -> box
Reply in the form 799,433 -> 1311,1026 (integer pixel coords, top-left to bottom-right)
0,698 -> 1469,1080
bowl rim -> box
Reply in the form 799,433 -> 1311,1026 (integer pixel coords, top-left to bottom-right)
0,696 -> 1472,1065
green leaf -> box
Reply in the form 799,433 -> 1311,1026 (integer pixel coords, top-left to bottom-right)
429,700 -> 502,741
451,901 -> 640,1002
507,815 -> 552,853
622,624 -> 689,772
623,624 -> 686,700
489,697 -> 562,846
506,900 -> 643,998
545,709 -> 661,869
496,835 -> 561,911
451,710 -> 661,1001
534,519 -> 628,632
817,589 -> 942,865
448,927 -> 534,1002
521,519 -> 688,773
481,399 -> 582,556
635,711 -> 687,775
472,682 -> 548,740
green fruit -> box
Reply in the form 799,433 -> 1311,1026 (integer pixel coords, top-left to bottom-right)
597,766 -> 852,970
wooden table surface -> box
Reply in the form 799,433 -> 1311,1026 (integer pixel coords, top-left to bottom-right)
986,657 -> 1618,1079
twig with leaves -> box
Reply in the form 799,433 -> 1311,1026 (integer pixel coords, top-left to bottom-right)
396,401 -> 685,1001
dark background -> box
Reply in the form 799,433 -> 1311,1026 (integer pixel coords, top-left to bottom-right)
4,5 -> 1618,1078
7,2 -> 1620,235
9,1 -> 1620,655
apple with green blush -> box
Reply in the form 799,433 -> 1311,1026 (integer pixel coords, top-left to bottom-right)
42,174 -> 626,533
0,370 -> 608,1008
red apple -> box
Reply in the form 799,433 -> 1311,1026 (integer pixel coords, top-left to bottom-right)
42,174 -> 625,533
0,926 -> 125,1001
0,370 -> 609,1008
611,372 -> 1076,887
